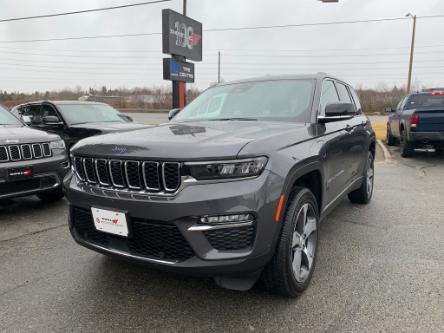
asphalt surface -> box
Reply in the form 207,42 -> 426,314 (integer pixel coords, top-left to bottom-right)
1,144 -> 444,332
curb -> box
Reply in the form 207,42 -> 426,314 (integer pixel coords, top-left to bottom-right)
377,139 -> 391,162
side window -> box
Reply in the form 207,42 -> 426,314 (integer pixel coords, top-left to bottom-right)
23,105 -> 42,125
41,104 -> 59,119
399,96 -> 409,112
320,80 -> 339,114
349,88 -> 363,114
336,82 -> 352,103
395,98 -> 404,111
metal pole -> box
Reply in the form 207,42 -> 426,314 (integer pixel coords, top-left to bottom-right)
172,0 -> 187,109
218,50 -> 221,83
407,14 -> 416,93
182,0 -> 187,106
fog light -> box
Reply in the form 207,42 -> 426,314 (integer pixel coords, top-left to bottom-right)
200,213 -> 253,224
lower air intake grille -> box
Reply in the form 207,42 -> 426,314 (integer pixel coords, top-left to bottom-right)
204,225 -> 256,251
128,220 -> 194,261
71,208 -> 194,262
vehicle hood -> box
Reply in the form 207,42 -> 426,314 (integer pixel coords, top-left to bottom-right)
72,121 -> 312,160
0,125 -> 60,144
70,122 -> 148,133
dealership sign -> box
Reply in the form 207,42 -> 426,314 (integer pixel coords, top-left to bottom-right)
163,58 -> 195,83
162,9 -> 202,61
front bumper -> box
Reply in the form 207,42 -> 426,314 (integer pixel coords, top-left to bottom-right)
65,170 -> 284,276
0,154 -> 70,199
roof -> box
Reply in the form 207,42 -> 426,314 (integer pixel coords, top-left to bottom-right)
16,100 -> 107,106
217,73 -> 342,87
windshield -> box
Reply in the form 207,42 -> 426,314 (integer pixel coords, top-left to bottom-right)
174,79 -> 315,122
405,94 -> 444,109
57,103 -> 128,125
0,105 -> 21,126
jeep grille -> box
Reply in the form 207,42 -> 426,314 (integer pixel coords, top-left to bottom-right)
73,157 -> 181,193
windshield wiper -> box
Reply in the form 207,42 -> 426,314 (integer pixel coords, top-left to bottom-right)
207,117 -> 257,121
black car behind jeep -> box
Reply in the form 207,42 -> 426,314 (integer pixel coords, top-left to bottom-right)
386,90 -> 444,157
65,74 -> 375,296
11,101 -> 147,149
0,104 -> 69,201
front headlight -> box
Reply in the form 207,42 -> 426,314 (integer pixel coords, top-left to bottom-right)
185,157 -> 268,180
49,139 -> 66,151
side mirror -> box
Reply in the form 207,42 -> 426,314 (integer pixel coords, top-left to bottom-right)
168,108 -> 181,120
42,115 -> 63,126
318,102 -> 355,123
384,107 -> 395,113
21,115 -> 32,125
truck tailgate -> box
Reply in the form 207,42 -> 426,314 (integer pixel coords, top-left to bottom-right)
416,110 -> 444,132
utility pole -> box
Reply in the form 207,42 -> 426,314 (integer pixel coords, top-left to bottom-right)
218,50 -> 221,83
406,13 -> 416,93
172,0 -> 188,109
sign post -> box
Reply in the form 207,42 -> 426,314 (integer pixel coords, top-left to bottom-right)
162,9 -> 202,109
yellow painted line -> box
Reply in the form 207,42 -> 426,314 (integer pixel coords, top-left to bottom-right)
371,120 -> 387,141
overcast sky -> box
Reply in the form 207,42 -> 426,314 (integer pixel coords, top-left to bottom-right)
1,0 -> 444,93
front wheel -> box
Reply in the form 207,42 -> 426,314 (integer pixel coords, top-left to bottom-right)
348,151 -> 374,204
260,187 -> 319,297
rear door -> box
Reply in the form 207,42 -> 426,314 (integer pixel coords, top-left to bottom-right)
319,79 -> 350,204
347,86 -> 370,182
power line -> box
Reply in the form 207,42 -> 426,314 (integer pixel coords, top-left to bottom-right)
0,0 -> 171,23
2,14 -> 444,44
0,32 -> 161,44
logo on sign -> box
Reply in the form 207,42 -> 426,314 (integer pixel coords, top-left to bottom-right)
170,22 -> 201,50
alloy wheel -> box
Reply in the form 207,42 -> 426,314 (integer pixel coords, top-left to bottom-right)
291,203 -> 317,283
367,154 -> 374,197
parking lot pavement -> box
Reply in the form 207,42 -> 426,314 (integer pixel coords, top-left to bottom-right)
0,151 -> 443,332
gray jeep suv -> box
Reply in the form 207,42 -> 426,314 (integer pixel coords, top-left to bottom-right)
65,74 -> 375,296
0,105 -> 69,201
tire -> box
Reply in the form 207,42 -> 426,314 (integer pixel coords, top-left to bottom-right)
348,151 -> 374,204
386,126 -> 396,146
37,188 -> 64,202
400,130 -> 414,158
259,187 -> 319,297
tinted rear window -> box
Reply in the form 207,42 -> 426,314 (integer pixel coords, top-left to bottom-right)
405,94 -> 444,109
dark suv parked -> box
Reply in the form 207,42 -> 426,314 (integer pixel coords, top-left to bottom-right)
0,104 -> 69,201
11,101 -> 147,149
65,74 -> 375,296
386,91 -> 444,157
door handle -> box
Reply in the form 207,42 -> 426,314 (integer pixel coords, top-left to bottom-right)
345,125 -> 353,132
